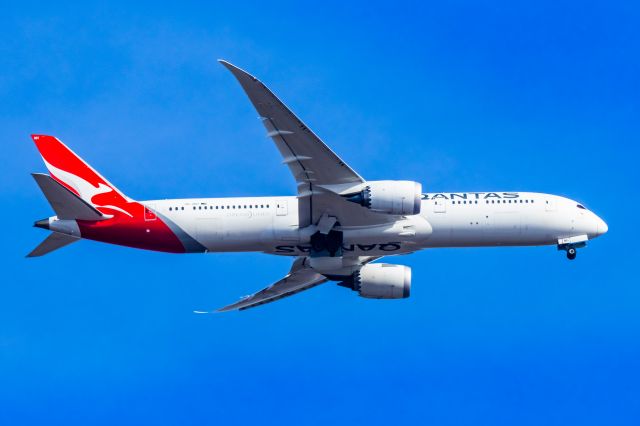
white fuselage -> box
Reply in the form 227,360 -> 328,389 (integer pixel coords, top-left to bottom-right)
143,191 -> 607,257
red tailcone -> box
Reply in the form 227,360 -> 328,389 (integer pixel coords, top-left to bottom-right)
78,214 -> 186,253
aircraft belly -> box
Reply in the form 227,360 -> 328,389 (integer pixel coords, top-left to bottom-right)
266,240 -> 417,257
423,206 -> 560,248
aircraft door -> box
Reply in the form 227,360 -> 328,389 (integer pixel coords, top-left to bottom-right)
433,199 -> 447,213
276,200 -> 288,216
144,203 -> 157,221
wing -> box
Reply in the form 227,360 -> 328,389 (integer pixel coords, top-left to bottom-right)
220,60 -> 393,228
215,256 -> 384,312
217,257 -> 327,312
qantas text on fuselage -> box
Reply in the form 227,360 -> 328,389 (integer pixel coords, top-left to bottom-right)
27,60 -> 608,311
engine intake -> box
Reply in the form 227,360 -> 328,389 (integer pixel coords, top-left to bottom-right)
345,180 -> 422,215
352,263 -> 411,299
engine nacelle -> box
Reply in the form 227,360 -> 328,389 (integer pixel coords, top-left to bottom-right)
345,180 -> 422,215
355,263 -> 411,299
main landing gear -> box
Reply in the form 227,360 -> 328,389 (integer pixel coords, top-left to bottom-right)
310,228 -> 343,258
308,226 -> 345,273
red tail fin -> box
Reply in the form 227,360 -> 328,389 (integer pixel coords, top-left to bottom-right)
31,135 -> 134,217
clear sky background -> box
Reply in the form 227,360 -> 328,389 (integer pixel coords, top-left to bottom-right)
1,1 -> 639,425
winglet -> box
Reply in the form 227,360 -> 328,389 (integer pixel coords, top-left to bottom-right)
218,59 -> 260,83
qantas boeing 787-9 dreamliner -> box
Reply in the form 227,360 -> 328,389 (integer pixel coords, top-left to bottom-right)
28,60 -> 608,311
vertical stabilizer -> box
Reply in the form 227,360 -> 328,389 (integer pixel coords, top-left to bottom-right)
31,134 -> 132,203
31,135 -> 135,218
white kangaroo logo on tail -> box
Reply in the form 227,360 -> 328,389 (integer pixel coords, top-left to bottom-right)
43,159 -> 133,217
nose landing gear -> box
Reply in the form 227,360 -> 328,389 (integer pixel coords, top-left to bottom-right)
557,235 -> 588,261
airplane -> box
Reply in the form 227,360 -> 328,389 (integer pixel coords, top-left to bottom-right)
27,60 -> 608,311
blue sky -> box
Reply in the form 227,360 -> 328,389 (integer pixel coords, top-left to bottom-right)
1,1 -> 639,425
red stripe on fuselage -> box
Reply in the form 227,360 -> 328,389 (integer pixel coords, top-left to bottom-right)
77,203 -> 185,253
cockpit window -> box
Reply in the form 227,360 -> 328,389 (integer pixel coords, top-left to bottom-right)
577,204 -> 586,210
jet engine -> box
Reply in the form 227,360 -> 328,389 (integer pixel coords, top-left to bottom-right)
345,180 -> 422,215
351,263 -> 412,299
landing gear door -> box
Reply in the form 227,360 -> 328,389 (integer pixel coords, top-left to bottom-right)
433,199 -> 446,213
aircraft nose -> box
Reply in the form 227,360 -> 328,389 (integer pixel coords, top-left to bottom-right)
596,216 -> 608,236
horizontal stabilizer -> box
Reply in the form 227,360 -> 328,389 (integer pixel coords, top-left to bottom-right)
27,232 -> 79,257
32,173 -> 105,221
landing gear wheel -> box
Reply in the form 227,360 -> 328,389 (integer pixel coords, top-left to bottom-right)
566,247 -> 577,260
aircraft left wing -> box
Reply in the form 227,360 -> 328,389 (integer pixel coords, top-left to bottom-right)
216,257 -> 327,312
214,256 -> 383,312
220,60 -> 388,228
